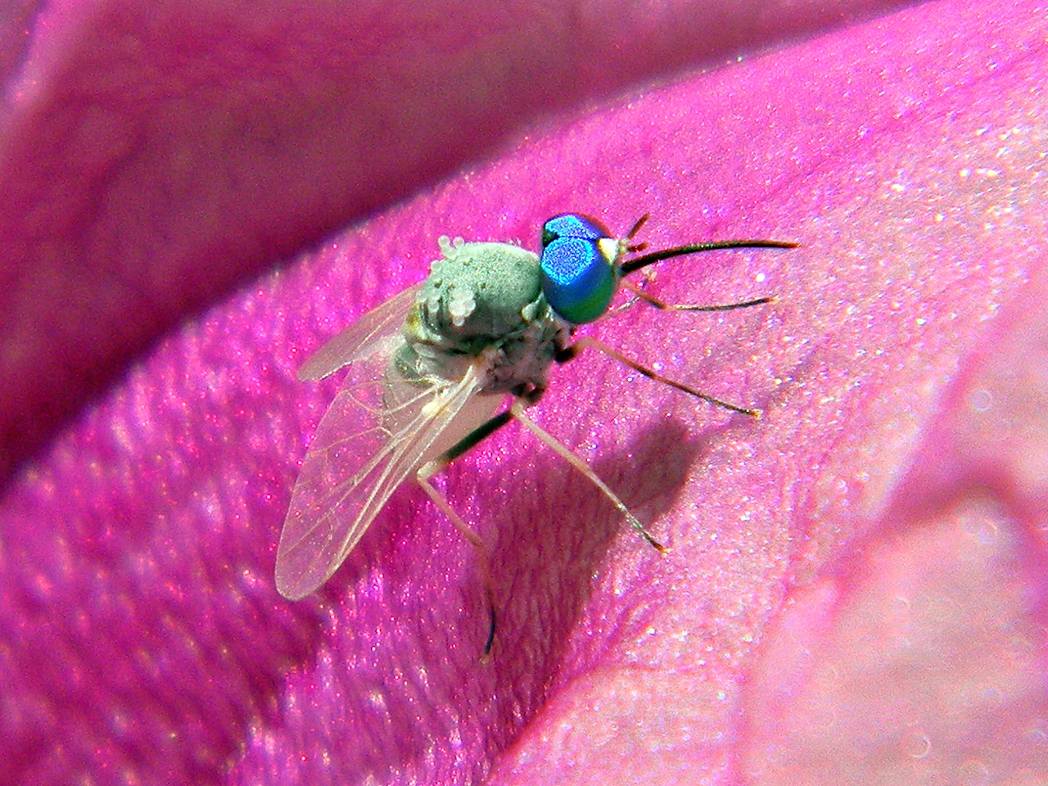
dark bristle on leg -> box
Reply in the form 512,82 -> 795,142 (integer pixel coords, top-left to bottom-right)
484,604 -> 497,656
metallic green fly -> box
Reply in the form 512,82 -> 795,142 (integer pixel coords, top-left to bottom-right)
277,213 -> 795,652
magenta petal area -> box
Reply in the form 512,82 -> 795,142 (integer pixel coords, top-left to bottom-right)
2,0 -> 1047,784
0,0 -> 904,479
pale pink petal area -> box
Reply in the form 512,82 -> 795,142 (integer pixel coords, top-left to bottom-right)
0,2 -> 1046,786
0,0 -> 902,479
486,0 -> 1048,783
741,237 -> 1048,784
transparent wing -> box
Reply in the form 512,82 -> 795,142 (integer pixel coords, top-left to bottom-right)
298,283 -> 423,381
276,347 -> 501,600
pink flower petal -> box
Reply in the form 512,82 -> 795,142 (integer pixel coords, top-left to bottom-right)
1,0 -> 1045,785
0,0 -> 895,476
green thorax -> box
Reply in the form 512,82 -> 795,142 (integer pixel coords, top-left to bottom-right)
400,237 -> 568,395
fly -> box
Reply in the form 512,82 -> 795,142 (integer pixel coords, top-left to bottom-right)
276,213 -> 796,654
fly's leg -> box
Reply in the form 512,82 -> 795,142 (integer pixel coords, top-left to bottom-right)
416,410 -> 512,658
557,337 -> 762,418
508,400 -> 667,553
619,278 -> 774,313
415,473 -> 497,657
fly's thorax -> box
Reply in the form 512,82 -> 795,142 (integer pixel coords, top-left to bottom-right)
398,237 -> 571,397
416,238 -> 544,350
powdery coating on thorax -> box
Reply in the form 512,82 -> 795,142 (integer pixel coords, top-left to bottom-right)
400,238 -> 570,397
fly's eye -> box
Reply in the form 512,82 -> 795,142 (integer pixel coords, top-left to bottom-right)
540,236 -> 618,324
541,213 -> 610,249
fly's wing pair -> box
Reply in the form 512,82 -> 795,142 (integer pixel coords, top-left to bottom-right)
276,284 -> 491,601
296,284 -> 422,381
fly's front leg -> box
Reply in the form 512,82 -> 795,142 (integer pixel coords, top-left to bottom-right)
557,336 -> 762,417
508,400 -> 667,553
619,278 -> 774,313
416,410 -> 512,658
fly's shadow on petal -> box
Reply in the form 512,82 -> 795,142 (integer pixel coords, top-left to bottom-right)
480,412 -> 750,698
268,410 -> 757,785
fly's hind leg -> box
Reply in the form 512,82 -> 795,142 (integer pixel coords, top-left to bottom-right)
508,400 -> 667,553
416,410 -> 512,659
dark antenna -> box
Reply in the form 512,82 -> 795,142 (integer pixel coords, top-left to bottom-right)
621,239 -> 798,276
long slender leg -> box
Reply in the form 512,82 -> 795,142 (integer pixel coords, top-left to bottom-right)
508,400 -> 667,553
558,336 -> 762,417
416,410 -> 512,657
619,278 -> 774,313
415,475 -> 498,655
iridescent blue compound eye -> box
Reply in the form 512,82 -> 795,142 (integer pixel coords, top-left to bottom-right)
541,213 -> 610,248
540,231 -> 620,324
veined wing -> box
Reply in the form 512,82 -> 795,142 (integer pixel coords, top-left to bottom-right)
276,349 -> 502,600
298,283 -> 423,381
